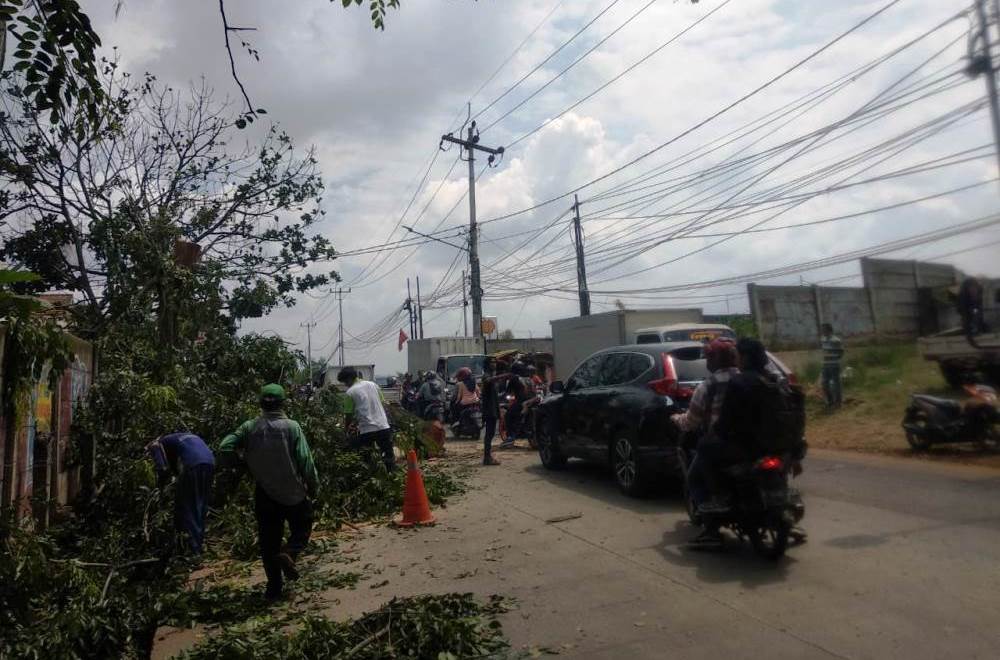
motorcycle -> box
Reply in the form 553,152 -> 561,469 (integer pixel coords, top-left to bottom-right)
678,447 -> 805,560
422,399 -> 445,424
452,403 -> 484,439
499,393 -> 538,448
902,384 -> 999,451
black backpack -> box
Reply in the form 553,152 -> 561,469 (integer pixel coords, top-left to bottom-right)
754,375 -> 806,455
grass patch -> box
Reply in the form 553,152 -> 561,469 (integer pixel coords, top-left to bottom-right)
801,342 -> 1000,467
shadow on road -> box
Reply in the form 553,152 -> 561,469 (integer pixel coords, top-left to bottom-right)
654,520 -> 796,588
521,459 -> 687,515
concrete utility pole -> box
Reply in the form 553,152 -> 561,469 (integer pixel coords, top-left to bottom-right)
416,275 -> 425,339
406,278 -> 415,338
572,195 -> 591,316
441,118 -> 504,338
336,287 -> 351,365
300,321 -> 317,385
462,269 -> 469,336
973,0 -> 1000,178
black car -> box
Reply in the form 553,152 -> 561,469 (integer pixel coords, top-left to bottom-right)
535,342 -> 706,496
535,342 -> 795,497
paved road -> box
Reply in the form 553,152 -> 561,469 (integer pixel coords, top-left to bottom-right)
329,443 -> 1000,659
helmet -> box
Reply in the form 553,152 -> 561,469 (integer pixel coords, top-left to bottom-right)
455,367 -> 472,380
511,361 -> 528,377
705,337 -> 737,370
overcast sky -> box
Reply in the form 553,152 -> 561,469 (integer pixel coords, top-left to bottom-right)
83,0 -> 999,372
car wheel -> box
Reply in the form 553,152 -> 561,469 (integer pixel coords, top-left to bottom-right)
536,417 -> 567,470
612,435 -> 647,497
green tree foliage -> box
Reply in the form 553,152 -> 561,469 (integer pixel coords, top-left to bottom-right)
0,0 -> 104,130
0,64 -> 337,334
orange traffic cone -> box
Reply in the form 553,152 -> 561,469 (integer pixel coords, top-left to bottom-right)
394,449 -> 436,527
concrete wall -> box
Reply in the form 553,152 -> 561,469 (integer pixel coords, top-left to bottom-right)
747,257 -> 998,350
861,257 -> 958,339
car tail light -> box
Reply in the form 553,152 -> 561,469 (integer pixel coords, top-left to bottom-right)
787,372 -> 798,385
756,456 -> 784,471
649,353 -> 687,398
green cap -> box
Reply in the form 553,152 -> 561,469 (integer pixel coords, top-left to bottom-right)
261,383 -> 286,400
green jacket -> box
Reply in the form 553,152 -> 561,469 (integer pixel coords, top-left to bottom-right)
220,412 -> 319,505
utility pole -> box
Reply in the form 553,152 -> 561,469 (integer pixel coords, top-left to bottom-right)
416,275 -> 425,339
300,321 -> 317,385
462,269 -> 469,336
973,0 -> 1000,177
406,278 -> 415,338
441,117 -> 504,338
572,194 -> 591,316
336,287 -> 351,366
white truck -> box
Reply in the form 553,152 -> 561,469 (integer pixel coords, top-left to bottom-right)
550,309 -> 704,380
407,337 -> 487,379
322,363 -> 375,390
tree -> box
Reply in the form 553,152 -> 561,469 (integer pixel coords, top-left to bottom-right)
0,63 -> 337,336
498,329 -> 515,340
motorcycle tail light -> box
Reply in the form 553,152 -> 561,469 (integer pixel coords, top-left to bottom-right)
757,456 -> 784,471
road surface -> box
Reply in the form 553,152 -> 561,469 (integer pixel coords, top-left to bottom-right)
327,442 -> 1000,659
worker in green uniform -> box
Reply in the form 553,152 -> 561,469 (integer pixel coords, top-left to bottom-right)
220,384 -> 319,601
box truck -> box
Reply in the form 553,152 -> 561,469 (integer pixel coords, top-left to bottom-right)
550,309 -> 703,380
407,337 -> 486,378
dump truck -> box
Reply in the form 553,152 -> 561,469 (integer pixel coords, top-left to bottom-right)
918,328 -> 1000,388
550,309 -> 703,380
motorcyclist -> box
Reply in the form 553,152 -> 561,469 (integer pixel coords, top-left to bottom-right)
504,361 -> 531,442
417,371 -> 447,420
453,366 -> 481,412
671,337 -> 739,549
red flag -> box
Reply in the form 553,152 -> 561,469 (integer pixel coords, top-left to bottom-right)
398,328 -> 409,351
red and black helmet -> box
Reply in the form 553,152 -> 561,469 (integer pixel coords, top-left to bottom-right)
705,337 -> 737,369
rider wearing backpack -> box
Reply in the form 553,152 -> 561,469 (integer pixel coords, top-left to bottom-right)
699,338 -> 806,517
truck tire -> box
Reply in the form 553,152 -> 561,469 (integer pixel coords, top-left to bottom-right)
940,363 -> 967,390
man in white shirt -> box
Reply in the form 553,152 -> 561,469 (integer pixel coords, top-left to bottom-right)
338,367 -> 396,472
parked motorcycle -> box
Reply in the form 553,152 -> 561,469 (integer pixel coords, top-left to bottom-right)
678,448 -> 805,560
452,403 -> 484,439
902,384 -> 999,450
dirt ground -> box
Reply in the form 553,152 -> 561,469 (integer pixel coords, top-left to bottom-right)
157,440 -> 1000,659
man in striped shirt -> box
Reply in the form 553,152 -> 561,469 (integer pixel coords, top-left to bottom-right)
821,323 -> 844,408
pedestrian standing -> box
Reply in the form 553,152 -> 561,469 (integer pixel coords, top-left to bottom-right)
220,384 -> 319,601
820,323 -> 844,408
147,432 -> 215,556
338,367 -> 396,472
480,358 -> 503,466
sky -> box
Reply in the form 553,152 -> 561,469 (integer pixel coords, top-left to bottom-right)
81,0 -> 1000,373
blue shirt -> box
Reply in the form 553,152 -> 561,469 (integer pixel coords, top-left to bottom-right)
151,433 -> 215,472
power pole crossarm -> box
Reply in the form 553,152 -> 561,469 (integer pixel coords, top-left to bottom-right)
440,119 -> 504,338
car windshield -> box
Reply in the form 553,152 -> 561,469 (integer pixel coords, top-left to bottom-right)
445,355 -> 486,378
